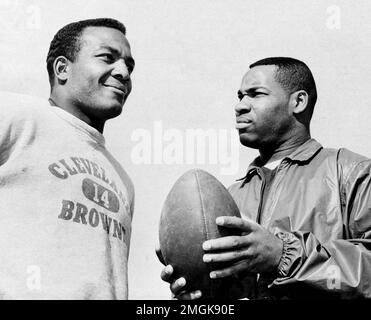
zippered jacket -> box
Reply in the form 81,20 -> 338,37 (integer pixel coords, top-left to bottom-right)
228,139 -> 371,299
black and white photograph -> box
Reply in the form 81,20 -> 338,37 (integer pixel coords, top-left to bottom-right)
0,0 -> 370,307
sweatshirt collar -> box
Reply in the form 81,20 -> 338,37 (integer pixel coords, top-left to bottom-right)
50,106 -> 106,146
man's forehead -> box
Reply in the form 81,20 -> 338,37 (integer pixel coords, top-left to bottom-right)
241,65 -> 278,88
80,26 -> 131,52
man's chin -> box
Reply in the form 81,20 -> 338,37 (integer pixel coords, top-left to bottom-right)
105,104 -> 124,119
92,102 -> 124,120
239,133 -> 259,149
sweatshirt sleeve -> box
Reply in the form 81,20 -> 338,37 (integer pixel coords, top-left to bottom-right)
270,150 -> 371,299
0,92 -> 42,165
0,92 -> 21,165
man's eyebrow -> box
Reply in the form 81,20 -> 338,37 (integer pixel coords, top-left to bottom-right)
238,86 -> 268,94
97,45 -> 120,55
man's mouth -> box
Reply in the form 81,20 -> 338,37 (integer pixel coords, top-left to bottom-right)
235,117 -> 252,129
103,84 -> 127,95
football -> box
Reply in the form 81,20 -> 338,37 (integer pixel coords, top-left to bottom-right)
158,169 -> 246,298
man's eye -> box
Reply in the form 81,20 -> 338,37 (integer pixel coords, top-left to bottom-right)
251,92 -> 265,97
238,92 -> 266,100
99,54 -> 114,62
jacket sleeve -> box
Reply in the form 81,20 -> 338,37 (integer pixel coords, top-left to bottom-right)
270,152 -> 371,299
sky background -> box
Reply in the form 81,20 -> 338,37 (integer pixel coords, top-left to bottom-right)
1,0 -> 371,299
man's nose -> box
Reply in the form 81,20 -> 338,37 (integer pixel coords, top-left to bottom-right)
234,97 -> 251,115
112,59 -> 130,80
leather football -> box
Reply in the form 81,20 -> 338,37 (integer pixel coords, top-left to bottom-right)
158,169 -> 245,298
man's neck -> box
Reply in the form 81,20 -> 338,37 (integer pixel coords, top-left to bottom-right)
258,133 -> 311,165
49,95 -> 105,133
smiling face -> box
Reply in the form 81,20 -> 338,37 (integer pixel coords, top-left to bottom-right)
63,26 -> 135,124
235,65 -> 296,150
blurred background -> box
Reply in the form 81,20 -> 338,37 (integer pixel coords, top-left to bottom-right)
1,0 -> 370,299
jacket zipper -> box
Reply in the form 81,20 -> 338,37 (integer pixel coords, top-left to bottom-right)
253,168 -> 266,297
256,168 -> 266,224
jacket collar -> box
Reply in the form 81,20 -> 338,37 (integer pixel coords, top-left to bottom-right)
237,138 -> 323,182
284,138 -> 323,162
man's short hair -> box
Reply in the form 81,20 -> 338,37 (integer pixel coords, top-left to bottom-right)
46,18 -> 126,87
250,57 -> 317,113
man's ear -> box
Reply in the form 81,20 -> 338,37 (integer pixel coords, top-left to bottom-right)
53,56 -> 69,83
289,90 -> 309,115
